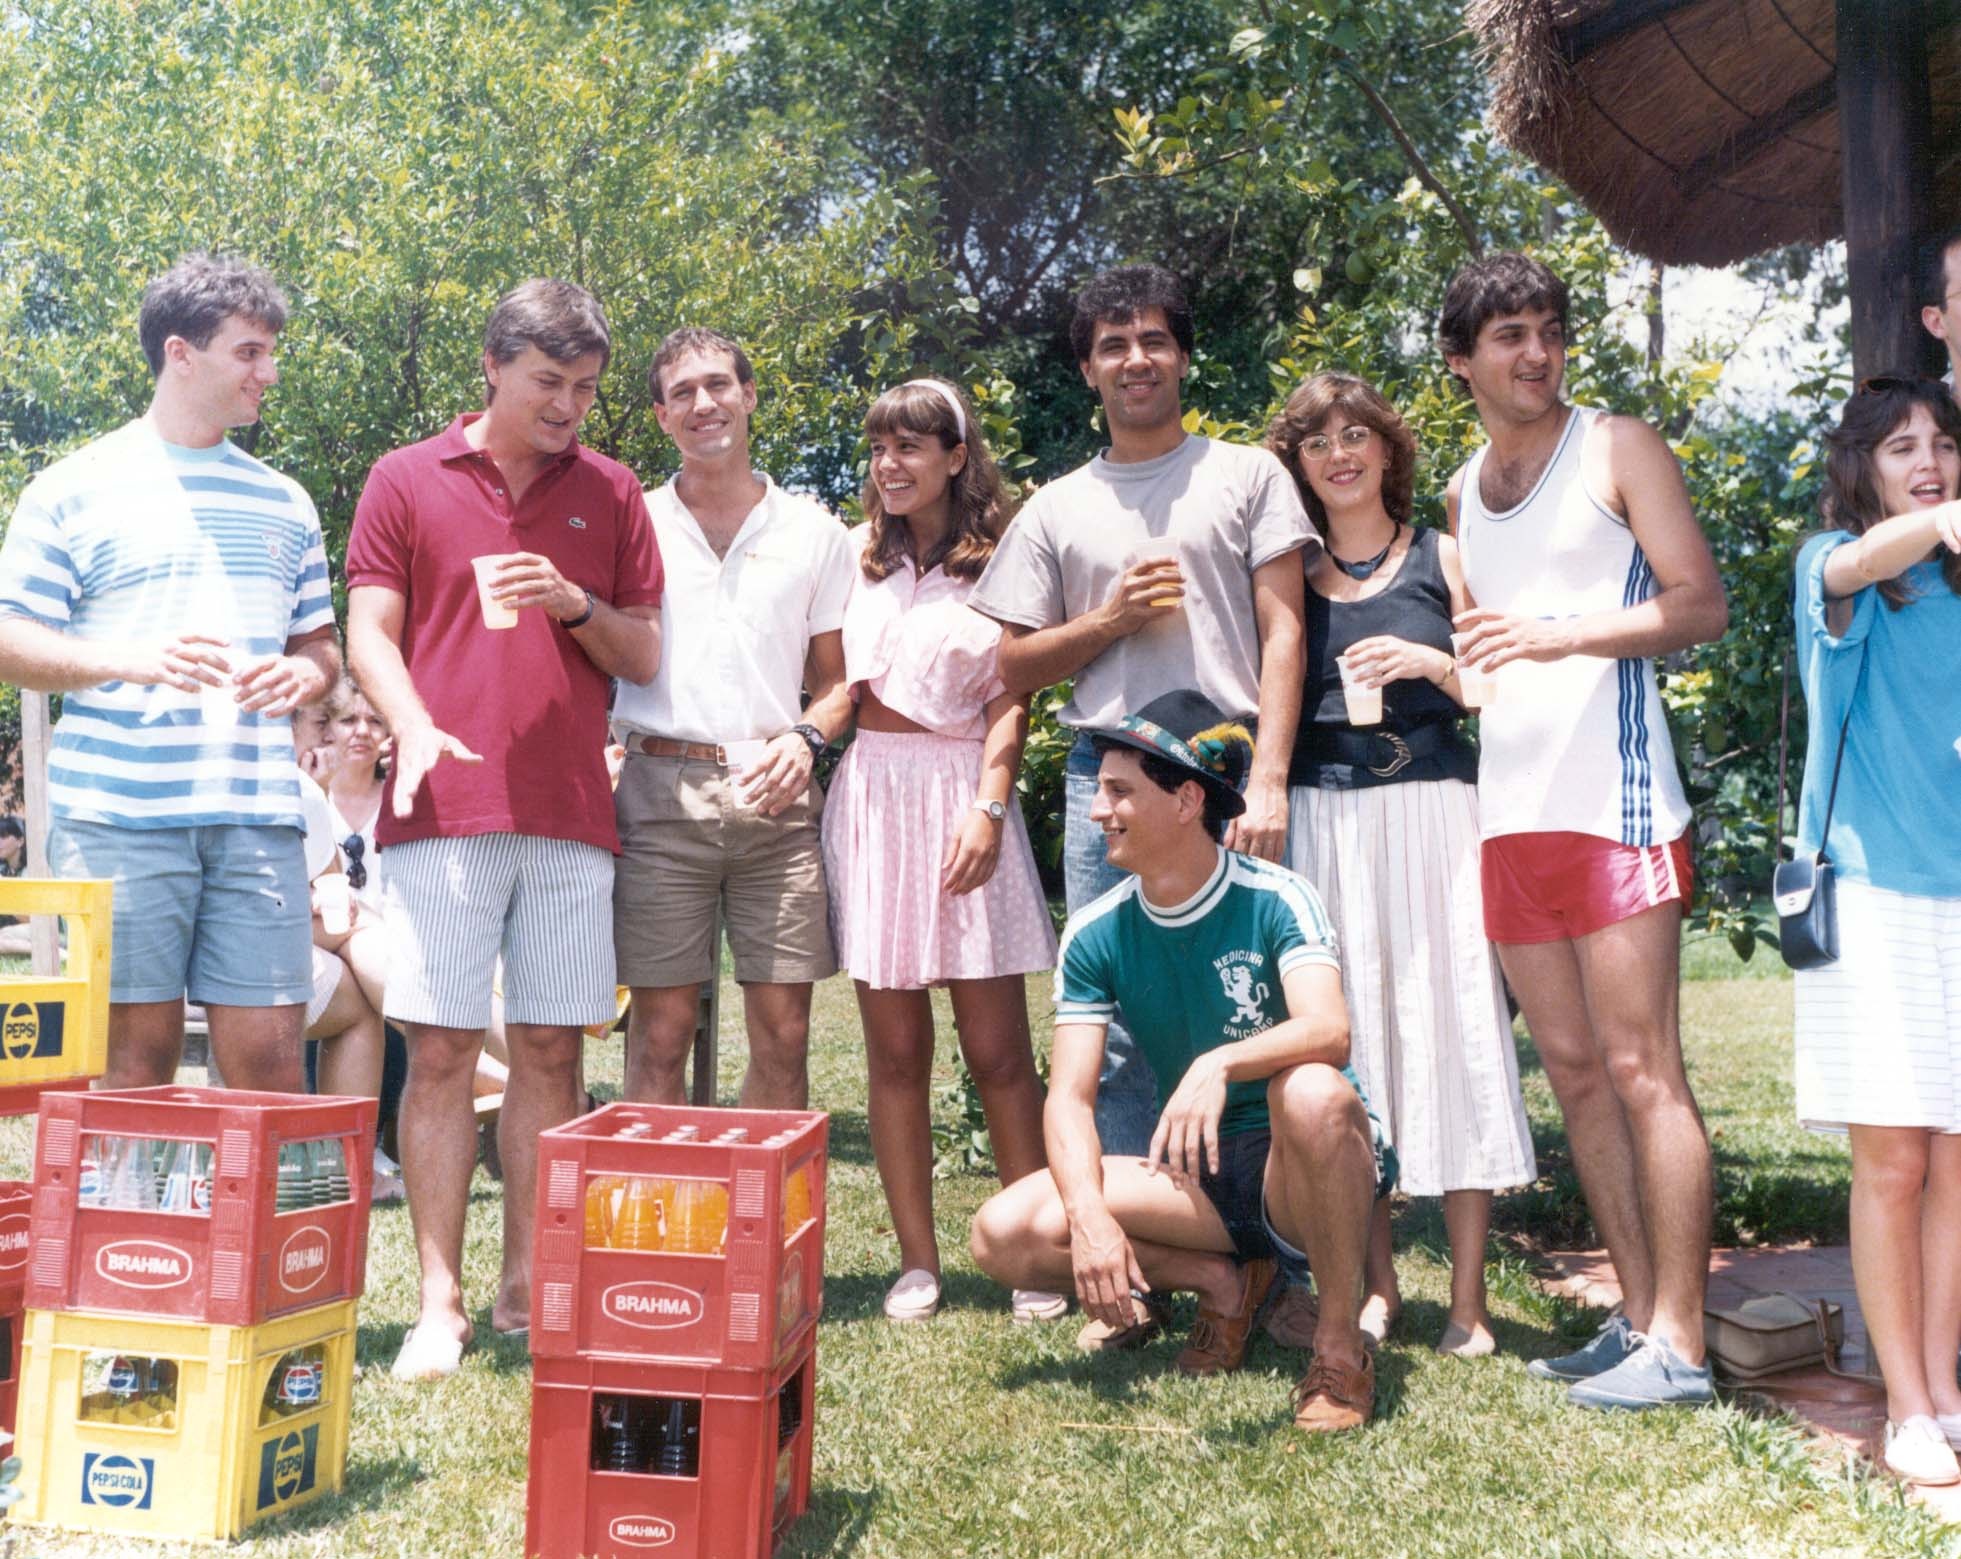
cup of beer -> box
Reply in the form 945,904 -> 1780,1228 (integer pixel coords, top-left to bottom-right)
472,555 -> 521,630
1449,633 -> 1498,709
1124,538 -> 1185,610
1336,653 -> 1382,726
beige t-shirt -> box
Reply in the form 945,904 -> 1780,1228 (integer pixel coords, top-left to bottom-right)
969,435 -> 1315,728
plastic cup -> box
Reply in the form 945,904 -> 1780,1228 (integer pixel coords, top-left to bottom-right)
1449,633 -> 1499,709
472,555 -> 520,630
315,873 -> 352,936
1336,653 -> 1382,727
1124,539 -> 1185,610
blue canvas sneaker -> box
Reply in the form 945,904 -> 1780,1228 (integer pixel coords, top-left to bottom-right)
1525,1313 -> 1635,1382
1565,1334 -> 1716,1411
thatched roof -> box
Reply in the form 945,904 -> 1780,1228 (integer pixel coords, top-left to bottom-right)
1469,0 -> 1961,267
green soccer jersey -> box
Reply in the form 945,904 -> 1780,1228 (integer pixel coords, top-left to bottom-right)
1054,847 -> 1345,1140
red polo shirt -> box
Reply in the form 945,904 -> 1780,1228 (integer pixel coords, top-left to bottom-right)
345,414 -> 662,853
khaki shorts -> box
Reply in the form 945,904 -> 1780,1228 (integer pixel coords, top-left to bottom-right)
613,753 -> 836,988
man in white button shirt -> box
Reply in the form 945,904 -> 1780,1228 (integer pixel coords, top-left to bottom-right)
1919,224 -> 1961,398
612,328 -> 855,1107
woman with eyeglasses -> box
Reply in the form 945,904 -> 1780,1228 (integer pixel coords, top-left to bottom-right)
1792,377 -> 1961,1486
1264,373 -> 1534,1357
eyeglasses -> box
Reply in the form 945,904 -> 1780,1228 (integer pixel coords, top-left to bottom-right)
341,834 -> 366,892
1299,426 -> 1374,460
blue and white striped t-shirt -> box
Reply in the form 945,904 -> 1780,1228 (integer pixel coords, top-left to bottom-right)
0,420 -> 335,830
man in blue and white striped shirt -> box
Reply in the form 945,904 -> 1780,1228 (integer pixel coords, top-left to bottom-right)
0,252 -> 340,1093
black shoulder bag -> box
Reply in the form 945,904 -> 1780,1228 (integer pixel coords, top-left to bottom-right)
1772,654 -> 1863,971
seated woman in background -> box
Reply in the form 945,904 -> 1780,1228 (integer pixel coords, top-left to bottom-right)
1791,377 -> 1961,1487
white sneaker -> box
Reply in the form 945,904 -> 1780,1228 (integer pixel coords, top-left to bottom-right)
1011,1289 -> 1070,1323
1884,1416 -> 1961,1486
882,1268 -> 941,1323
1936,1410 -> 1961,1451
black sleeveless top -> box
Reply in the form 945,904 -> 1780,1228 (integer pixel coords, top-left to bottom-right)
1290,525 -> 1476,789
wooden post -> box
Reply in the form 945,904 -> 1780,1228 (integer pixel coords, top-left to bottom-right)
20,691 -> 59,977
1837,0 -> 1936,380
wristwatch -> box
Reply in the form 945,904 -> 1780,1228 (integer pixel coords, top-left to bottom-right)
789,722 -> 827,759
973,799 -> 1007,822
561,589 -> 596,630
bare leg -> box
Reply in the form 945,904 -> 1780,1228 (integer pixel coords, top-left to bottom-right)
307,962 -> 385,1099
1851,1125 -> 1935,1422
399,1021 -> 482,1348
741,982 -> 813,1109
1923,1134 -> 1961,1419
340,923 -> 389,1015
948,975 -> 1048,1188
1575,904 -> 1710,1361
858,984 -> 940,1275
492,1021 -> 584,1332
624,983 -> 705,1103
1440,1189 -> 1496,1354
1359,1198 -> 1401,1342
1263,1064 -> 1376,1371
103,1000 -> 187,1088
1498,937 -> 1657,1333
205,1002 -> 305,1093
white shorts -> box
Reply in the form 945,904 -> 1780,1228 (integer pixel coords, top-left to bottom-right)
380,832 -> 618,1030
1794,878 -> 1961,1132
306,946 -> 344,1029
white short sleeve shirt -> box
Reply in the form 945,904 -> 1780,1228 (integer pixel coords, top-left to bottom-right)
612,474 -> 856,743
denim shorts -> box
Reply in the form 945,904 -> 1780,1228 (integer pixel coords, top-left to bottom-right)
47,817 -> 311,1007
1199,1117 -> 1401,1287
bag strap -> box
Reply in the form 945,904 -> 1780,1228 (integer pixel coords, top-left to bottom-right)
1813,1297 -> 1883,1385
1808,629 -> 1870,861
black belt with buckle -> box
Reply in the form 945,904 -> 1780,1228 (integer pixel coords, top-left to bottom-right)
1296,722 -> 1462,779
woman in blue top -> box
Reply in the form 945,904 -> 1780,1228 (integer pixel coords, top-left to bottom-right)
1792,378 -> 1961,1487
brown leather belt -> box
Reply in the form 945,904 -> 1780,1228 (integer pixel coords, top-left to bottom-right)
621,733 -> 734,763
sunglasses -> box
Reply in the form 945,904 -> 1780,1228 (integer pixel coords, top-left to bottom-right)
341,834 -> 366,893
1857,375 -> 1948,396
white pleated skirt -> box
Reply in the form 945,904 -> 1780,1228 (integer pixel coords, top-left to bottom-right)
1795,878 -> 1961,1133
1287,779 -> 1537,1196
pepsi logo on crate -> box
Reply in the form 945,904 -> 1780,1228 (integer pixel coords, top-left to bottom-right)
1,999 -> 63,1062
80,1451 -> 155,1510
256,1423 -> 321,1512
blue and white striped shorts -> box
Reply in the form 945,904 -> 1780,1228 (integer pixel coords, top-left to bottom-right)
379,832 -> 617,1030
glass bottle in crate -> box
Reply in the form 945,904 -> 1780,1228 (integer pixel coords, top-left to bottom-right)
614,1177 -> 669,1251
585,1175 -> 626,1248
276,1141 -> 314,1212
260,1345 -> 327,1424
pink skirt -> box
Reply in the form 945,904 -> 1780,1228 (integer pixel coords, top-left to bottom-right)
821,728 -> 1058,989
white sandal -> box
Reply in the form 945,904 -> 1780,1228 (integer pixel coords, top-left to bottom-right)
883,1268 -> 941,1322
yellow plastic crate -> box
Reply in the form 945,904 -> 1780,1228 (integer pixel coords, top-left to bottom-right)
0,878 -> 111,1111
10,1297 -> 356,1542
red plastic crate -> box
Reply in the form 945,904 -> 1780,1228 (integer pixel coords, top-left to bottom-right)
530,1104 -> 826,1370
525,1339 -> 815,1559
0,1179 -> 28,1435
26,1087 -> 377,1327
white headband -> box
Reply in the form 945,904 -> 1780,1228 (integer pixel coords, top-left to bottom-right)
902,378 -> 967,444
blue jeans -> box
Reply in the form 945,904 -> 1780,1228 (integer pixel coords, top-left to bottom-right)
1064,734 -> 1159,1157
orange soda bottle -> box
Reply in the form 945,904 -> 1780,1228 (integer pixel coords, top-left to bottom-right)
585,1175 -> 626,1248
668,1180 -> 729,1254
614,1177 -> 670,1251
782,1167 -> 811,1237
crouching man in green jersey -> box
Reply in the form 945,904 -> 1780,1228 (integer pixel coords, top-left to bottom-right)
970,689 -> 1393,1431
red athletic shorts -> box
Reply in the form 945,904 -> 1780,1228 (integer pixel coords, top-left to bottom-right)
1480,830 -> 1693,944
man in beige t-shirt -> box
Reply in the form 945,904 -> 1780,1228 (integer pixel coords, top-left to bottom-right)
970,264 -> 1315,1179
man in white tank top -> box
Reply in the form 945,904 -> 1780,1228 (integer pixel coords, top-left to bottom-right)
1441,253 -> 1729,1410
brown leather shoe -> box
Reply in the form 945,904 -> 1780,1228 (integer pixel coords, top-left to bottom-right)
1176,1258 -> 1277,1376
1076,1293 -> 1172,1353
1291,1349 -> 1375,1433
1263,1282 -> 1319,1349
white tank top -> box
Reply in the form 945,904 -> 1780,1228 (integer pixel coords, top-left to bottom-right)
1457,406 -> 1691,847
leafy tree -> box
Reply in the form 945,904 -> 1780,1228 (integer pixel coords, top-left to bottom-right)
0,0 -> 962,553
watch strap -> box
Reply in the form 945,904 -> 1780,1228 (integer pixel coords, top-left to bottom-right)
561,589 -> 596,630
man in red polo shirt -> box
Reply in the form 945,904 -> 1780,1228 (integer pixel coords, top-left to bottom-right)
345,278 -> 663,1382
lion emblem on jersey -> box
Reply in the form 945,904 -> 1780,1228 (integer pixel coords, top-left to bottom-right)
1219,962 -> 1269,1024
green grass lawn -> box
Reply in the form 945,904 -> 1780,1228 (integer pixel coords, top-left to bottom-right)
2,947 -> 1957,1558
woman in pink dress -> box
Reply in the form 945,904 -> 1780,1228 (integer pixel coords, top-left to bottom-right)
823,378 -> 1061,1323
